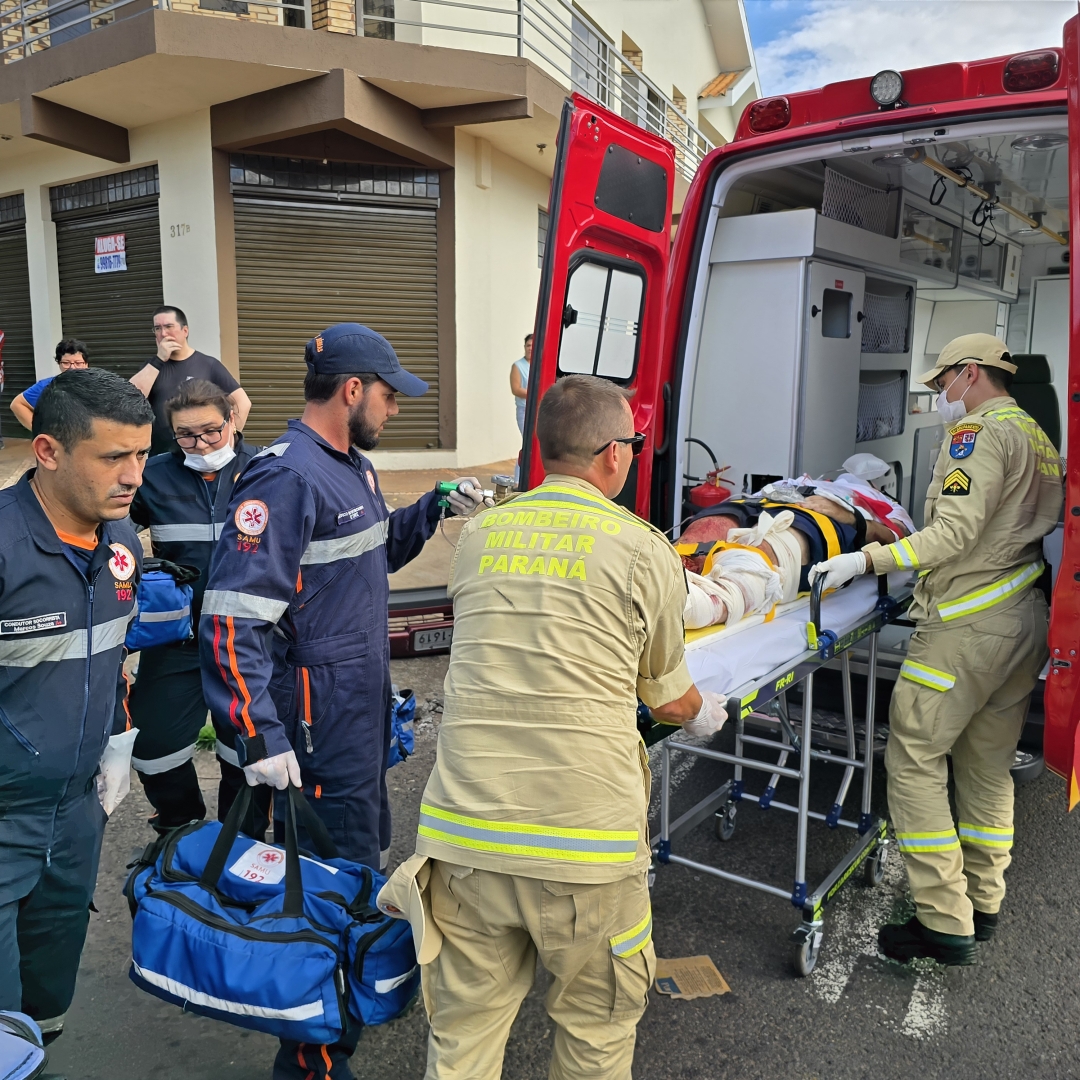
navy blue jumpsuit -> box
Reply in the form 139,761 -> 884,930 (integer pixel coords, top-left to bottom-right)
0,474 -> 139,1022
199,420 -> 441,868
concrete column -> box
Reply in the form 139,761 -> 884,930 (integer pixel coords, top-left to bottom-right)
23,184 -> 63,379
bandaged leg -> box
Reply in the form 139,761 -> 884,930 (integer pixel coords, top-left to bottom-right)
729,510 -> 806,603
684,548 -> 783,630
684,572 -> 742,629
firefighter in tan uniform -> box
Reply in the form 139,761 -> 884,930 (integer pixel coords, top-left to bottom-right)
812,333 -> 1062,966
378,375 -> 726,1080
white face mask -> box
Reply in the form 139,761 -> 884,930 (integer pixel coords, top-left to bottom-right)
936,369 -> 971,425
183,442 -> 236,473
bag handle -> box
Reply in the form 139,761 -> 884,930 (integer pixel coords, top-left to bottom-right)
199,784 -> 340,919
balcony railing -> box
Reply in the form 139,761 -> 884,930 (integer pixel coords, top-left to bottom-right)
1,0 -> 713,179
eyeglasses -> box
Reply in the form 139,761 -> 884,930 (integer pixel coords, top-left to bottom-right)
153,322 -> 182,336
58,358 -> 88,369
593,432 -> 646,457
173,419 -> 228,450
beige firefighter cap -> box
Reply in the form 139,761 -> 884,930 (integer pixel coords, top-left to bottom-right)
376,853 -> 443,965
915,333 -> 1018,388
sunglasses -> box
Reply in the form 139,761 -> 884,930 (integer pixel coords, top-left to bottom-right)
593,432 -> 646,457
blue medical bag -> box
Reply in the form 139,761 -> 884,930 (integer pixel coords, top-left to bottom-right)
125,559 -> 197,651
386,687 -> 416,770
124,786 -> 419,1041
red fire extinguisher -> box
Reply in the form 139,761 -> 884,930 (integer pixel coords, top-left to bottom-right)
685,437 -> 732,509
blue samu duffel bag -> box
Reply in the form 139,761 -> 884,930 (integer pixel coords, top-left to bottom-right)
125,558 -> 198,651
124,786 -> 419,1042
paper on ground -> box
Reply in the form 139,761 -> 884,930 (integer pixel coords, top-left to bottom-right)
654,956 -> 730,1000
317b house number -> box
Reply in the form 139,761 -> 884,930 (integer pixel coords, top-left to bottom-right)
170,223 -> 191,238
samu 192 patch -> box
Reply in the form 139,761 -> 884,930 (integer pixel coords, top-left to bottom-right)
942,468 -> 971,496
949,422 -> 981,459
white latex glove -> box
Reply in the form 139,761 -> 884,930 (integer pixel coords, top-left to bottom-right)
682,690 -> 729,738
446,477 -> 494,516
807,551 -> 868,592
97,727 -> 139,815
243,749 -> 302,790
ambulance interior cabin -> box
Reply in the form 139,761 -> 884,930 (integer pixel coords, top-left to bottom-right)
680,118 -> 1069,554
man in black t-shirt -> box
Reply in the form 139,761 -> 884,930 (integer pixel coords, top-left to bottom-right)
131,305 -> 253,454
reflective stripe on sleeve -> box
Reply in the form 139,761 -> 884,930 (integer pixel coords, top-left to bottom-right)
610,911 -> 653,957
896,829 -> 961,854
899,660 -> 955,692
937,560 -> 1043,622
0,611 -> 131,668
958,823 -> 1013,849
138,606 -> 191,624
299,520 -> 389,566
131,742 -> 197,775
417,804 -> 638,863
149,523 -> 225,543
201,590 -> 289,622
891,537 -> 919,570
215,739 -> 240,767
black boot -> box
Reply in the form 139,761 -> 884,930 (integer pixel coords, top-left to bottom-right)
878,916 -> 976,966
972,910 -> 999,942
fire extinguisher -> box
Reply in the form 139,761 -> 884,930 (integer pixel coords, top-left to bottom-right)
684,437 -> 732,509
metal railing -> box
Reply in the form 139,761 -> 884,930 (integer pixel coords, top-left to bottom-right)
360,0 -> 713,178
1,0 -> 714,178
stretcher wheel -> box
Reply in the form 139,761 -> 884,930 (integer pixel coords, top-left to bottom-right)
715,803 -> 737,841
793,931 -> 822,977
865,843 -> 887,887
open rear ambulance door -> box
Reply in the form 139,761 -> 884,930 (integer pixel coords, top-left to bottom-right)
1045,12 -> 1080,803
521,93 -> 676,521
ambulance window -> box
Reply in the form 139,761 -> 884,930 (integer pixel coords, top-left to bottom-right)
820,288 -> 852,338
558,258 -> 644,382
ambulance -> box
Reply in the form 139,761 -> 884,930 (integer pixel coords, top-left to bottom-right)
520,26 -> 1080,792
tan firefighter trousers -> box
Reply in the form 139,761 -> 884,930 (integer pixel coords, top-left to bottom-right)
886,588 -> 1048,936
421,861 -> 655,1080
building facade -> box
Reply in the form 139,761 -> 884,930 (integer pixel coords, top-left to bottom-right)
0,0 -> 757,466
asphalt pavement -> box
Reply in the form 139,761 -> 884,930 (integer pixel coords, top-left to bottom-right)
47,652 -> 1080,1080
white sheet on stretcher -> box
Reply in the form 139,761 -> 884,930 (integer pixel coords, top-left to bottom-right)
685,572 -> 912,697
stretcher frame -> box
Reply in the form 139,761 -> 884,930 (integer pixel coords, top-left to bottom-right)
649,575 -> 912,976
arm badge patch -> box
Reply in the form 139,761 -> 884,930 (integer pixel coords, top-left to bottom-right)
942,468 -> 971,496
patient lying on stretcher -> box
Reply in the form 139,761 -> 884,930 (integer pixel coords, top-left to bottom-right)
679,455 -> 914,631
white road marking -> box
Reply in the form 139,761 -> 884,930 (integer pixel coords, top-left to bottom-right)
900,963 -> 948,1039
647,735 -> 709,818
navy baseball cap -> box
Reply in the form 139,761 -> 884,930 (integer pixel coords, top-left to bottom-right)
304,323 -> 428,397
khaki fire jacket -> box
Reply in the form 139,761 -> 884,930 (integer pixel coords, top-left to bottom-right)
862,397 -> 1062,628
415,474 -> 693,884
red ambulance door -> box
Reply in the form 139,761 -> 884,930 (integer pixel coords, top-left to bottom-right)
1045,12 -> 1080,801
521,93 -> 675,520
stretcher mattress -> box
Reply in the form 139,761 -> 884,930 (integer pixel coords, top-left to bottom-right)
685,573 -> 911,697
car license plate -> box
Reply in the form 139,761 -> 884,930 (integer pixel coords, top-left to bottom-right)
412,626 -> 453,652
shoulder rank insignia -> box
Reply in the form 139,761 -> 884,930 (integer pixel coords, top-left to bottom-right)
949,422 -> 982,459
942,468 -> 971,496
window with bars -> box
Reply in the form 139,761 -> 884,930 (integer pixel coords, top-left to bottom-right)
571,10 -> 611,106
362,0 -> 394,38
49,166 -> 159,216
538,206 -> 549,268
228,154 -> 440,199
0,193 -> 25,226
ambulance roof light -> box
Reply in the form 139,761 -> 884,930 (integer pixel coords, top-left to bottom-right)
869,70 -> 904,108
747,97 -> 791,135
1002,50 -> 1060,93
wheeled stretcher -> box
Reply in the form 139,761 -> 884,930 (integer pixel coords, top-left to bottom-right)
644,572 -> 913,976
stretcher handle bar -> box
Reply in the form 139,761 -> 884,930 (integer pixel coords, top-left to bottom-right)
666,739 -> 803,780
664,852 -> 793,901
809,573 -> 826,636
918,153 -> 1068,245
736,790 -> 861,830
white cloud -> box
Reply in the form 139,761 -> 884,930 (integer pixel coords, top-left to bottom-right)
755,0 -> 1076,96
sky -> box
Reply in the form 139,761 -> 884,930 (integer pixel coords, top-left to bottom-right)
743,0 -> 1078,96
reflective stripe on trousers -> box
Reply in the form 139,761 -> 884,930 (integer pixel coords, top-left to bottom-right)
958,823 -> 1013,849
937,560 -> 1043,622
417,804 -> 638,863
896,829 -> 961,854
609,911 -> 652,957
899,660 -> 955,692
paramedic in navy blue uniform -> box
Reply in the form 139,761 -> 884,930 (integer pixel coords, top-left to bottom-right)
129,378 -> 268,836
199,323 -> 486,1079
0,369 -> 152,1045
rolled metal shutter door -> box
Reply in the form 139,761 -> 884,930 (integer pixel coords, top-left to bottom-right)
54,204 -> 164,380
0,219 -> 35,416
234,198 -> 439,447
